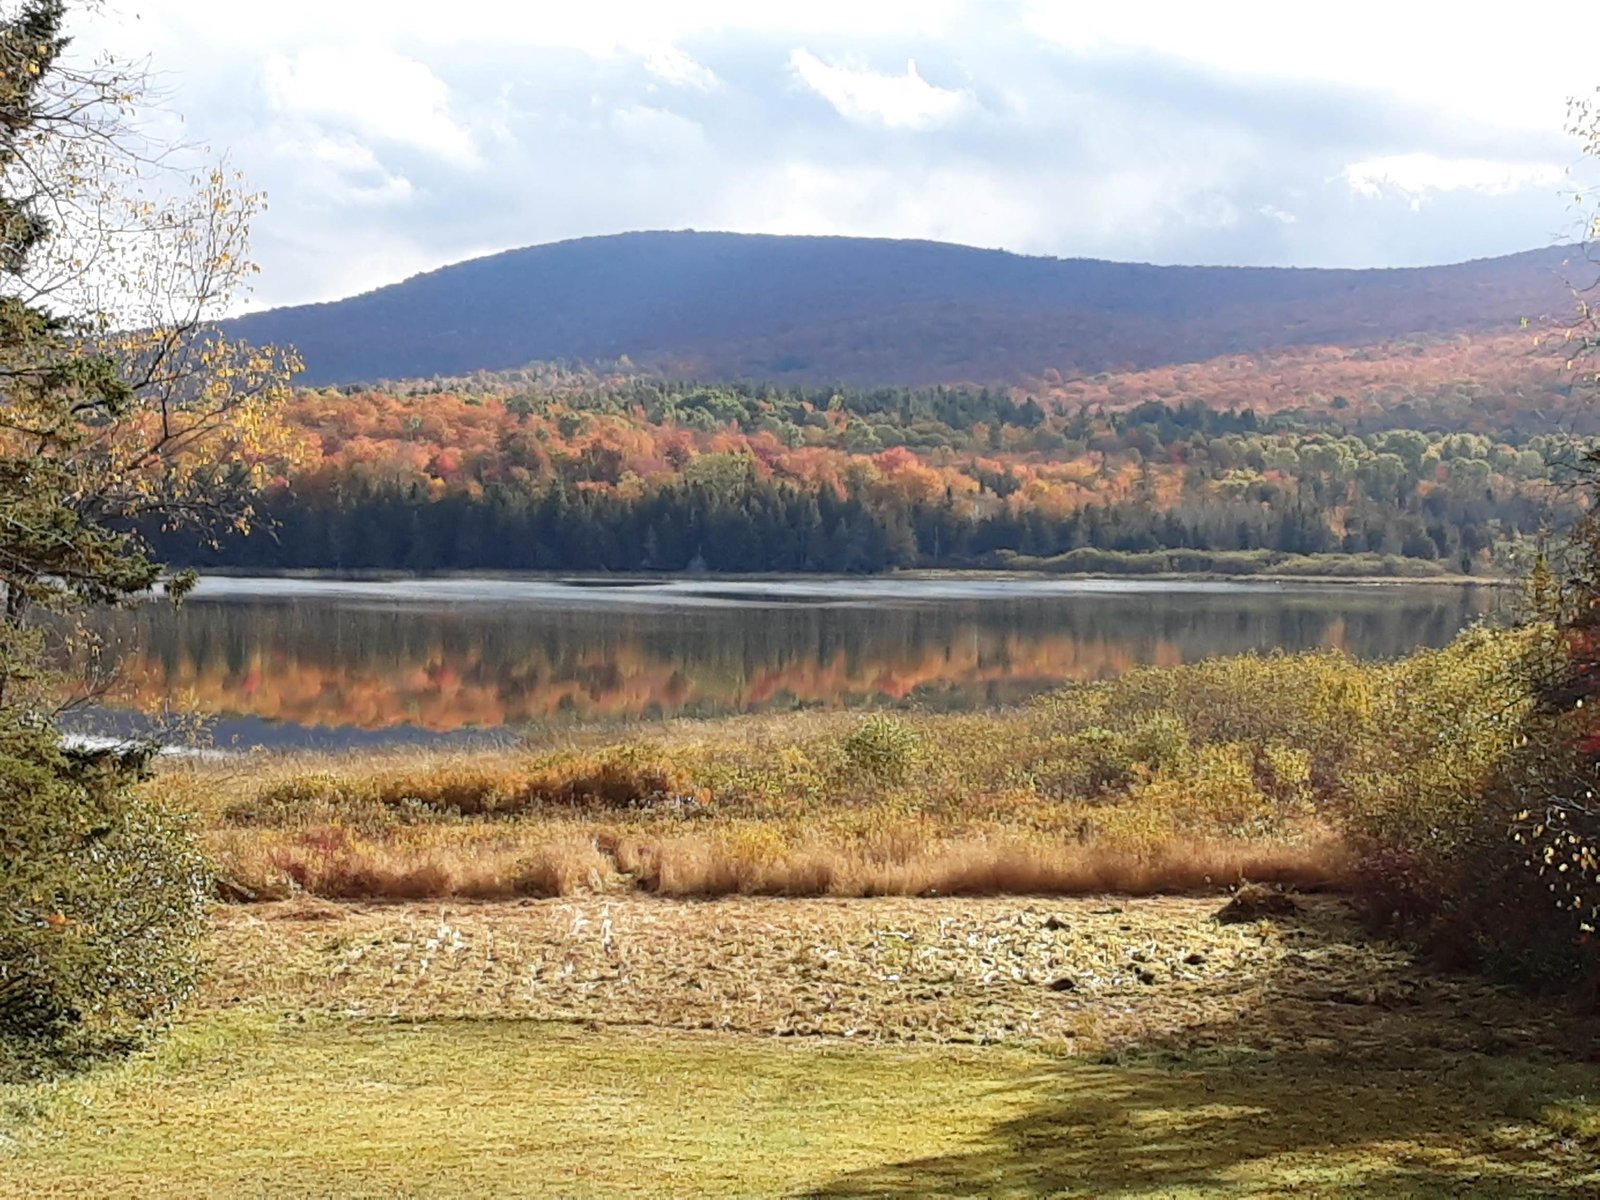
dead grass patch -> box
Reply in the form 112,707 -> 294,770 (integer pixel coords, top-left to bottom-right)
208,821 -> 1352,902
213,826 -> 611,900
624,831 -> 1351,899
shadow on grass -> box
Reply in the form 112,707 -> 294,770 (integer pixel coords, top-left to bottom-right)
814,902 -> 1600,1199
812,1058 -> 1593,1198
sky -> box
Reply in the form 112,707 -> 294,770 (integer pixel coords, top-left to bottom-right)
69,0 -> 1600,310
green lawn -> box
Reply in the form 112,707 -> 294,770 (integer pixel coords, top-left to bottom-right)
4,1013 -> 1597,1199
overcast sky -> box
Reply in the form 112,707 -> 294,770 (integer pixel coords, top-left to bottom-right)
70,1 -> 1600,310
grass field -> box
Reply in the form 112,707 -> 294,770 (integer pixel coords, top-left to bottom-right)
5,894 -> 1600,1198
6,1015 -> 1598,1199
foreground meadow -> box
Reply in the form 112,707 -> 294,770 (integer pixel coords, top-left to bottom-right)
4,893 -> 1599,1197
8,635 -> 1600,1195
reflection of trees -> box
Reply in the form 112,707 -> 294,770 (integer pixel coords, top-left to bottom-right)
89,589 -> 1494,733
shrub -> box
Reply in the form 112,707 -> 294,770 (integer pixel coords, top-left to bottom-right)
837,714 -> 923,786
231,747 -> 707,824
1060,727 -> 1137,795
1020,713 -> 1191,802
1095,651 -> 1375,804
1125,713 -> 1191,776
1341,628 -> 1533,871
1,728 -> 209,1077
1334,623 -> 1600,982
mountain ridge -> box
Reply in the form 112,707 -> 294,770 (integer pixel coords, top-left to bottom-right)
223,231 -> 1585,388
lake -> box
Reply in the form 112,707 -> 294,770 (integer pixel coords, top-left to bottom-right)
69,576 -> 1504,750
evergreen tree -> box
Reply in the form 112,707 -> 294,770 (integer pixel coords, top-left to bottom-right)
0,0 -> 296,1074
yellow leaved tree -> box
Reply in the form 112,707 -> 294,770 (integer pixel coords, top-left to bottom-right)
0,3 -> 302,626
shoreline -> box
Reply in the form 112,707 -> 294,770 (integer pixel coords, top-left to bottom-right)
172,565 -> 1512,589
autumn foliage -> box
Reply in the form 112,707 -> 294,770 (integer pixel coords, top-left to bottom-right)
155,329 -> 1575,575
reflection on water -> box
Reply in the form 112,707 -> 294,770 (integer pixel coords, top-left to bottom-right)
74,577 -> 1502,749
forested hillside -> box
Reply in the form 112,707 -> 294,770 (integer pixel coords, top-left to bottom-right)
155,329 -> 1579,575
221,232 -> 1581,387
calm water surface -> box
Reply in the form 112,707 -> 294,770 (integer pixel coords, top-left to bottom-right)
73,576 -> 1503,749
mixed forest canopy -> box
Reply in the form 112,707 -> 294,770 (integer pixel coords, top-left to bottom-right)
157,328 -> 1582,575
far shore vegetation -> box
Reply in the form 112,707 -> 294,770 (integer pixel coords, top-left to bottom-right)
148,382 -> 1570,576
185,548 -> 1510,582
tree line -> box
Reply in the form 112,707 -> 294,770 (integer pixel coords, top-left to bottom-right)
149,384 -> 1569,573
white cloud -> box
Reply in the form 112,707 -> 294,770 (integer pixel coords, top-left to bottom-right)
642,45 -> 720,92
294,136 -> 416,205
88,0 -> 967,58
1021,0 -> 1586,135
609,105 -> 707,153
1343,154 -> 1565,204
789,50 -> 967,130
55,0 -> 1598,310
263,45 -> 479,167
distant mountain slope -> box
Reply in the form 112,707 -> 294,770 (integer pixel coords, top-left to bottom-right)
224,231 -> 1583,387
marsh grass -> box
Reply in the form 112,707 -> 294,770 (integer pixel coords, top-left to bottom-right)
203,819 -> 1348,902
149,651 -> 1391,902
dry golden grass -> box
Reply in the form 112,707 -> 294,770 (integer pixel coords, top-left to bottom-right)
140,652 -> 1401,908
154,710 -> 866,827
224,751 -> 706,822
150,651 -> 1387,903
609,828 -> 1350,898
212,825 -> 613,900
204,818 -> 1351,903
